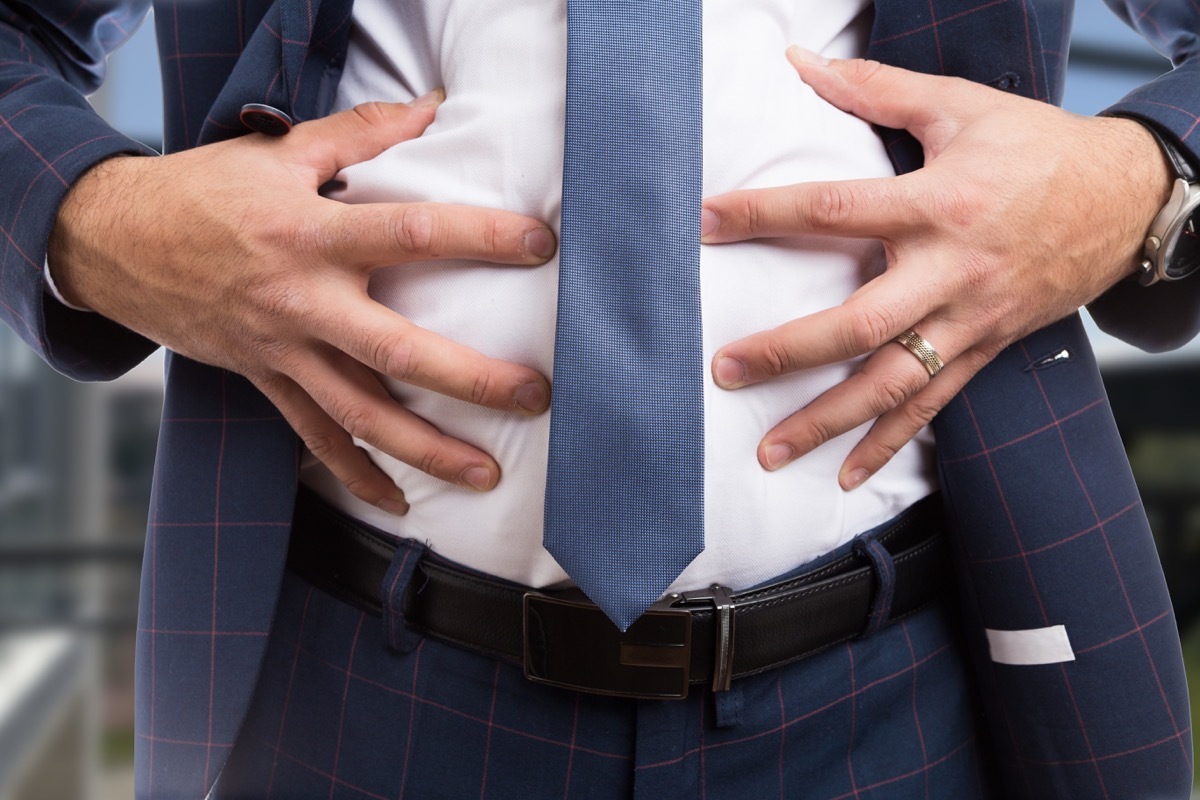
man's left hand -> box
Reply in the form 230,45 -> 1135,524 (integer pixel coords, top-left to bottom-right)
702,47 -> 1171,490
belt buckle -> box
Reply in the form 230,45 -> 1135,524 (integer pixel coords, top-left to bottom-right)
523,593 -> 692,699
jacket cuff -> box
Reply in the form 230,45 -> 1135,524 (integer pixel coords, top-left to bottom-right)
1089,63 -> 1200,352
0,94 -> 159,379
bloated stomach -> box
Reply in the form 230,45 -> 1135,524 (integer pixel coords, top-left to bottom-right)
301,0 -> 936,591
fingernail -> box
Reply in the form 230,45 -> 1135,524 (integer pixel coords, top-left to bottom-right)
700,208 -> 719,238
788,45 -> 830,67
461,466 -> 494,491
524,227 -> 556,259
513,380 -> 548,412
842,468 -> 870,491
411,88 -> 446,108
714,355 -> 747,388
763,443 -> 795,471
379,496 -> 409,516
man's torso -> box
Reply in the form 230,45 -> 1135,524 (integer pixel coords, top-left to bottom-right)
302,0 -> 938,591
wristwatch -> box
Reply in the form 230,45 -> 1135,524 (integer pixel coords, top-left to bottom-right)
1130,121 -> 1200,286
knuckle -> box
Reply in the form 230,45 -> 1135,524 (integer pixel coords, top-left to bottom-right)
242,218 -> 324,291
334,400 -> 377,443
875,371 -> 924,409
220,337 -> 264,376
872,435 -> 905,462
483,217 -> 503,257
837,59 -> 892,119
903,393 -> 944,426
256,341 -> 303,378
844,58 -> 887,87
414,443 -> 452,480
805,183 -> 857,231
392,206 -> 437,256
760,337 -> 798,378
342,475 -> 384,506
804,417 -> 837,451
251,371 -> 287,397
262,211 -> 331,264
860,430 -> 904,467
971,344 -> 1003,367
845,304 -> 898,352
728,193 -> 764,237
892,180 -> 933,230
301,428 -> 341,462
370,333 -> 420,381
315,207 -> 368,263
955,249 -> 997,296
466,369 -> 495,406
350,101 -> 389,128
932,183 -> 984,231
244,273 -> 313,327
743,195 -> 764,236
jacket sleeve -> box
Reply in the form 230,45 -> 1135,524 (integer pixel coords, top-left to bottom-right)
0,0 -> 159,382
1088,0 -> 1200,352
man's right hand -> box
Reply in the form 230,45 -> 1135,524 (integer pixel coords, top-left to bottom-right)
47,93 -> 556,516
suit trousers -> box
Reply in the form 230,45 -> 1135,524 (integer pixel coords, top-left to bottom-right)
212,517 -> 999,799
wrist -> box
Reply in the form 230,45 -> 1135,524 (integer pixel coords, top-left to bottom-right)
1105,115 -> 1173,234
47,155 -> 146,312
1099,115 -> 1194,285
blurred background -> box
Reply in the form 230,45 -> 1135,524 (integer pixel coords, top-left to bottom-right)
1,0 -> 1199,797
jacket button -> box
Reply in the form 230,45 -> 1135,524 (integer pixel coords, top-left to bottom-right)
240,103 -> 294,136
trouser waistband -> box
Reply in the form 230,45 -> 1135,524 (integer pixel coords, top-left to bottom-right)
286,489 -> 949,699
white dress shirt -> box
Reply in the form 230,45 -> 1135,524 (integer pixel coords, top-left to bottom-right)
301,0 -> 938,592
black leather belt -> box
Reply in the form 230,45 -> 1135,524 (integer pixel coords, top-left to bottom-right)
287,489 -> 949,700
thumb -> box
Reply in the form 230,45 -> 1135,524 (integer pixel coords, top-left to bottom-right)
786,47 -> 968,150
286,90 -> 446,183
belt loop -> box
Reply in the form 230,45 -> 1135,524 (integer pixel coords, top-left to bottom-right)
853,536 -> 896,639
708,585 -> 736,692
381,539 -> 427,654
713,685 -> 745,729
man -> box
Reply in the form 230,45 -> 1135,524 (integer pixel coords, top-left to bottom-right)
1,0 -> 1196,797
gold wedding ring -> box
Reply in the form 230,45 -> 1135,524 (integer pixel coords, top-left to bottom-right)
894,329 -> 945,377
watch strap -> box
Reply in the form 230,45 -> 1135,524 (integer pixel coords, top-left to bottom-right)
1125,116 -> 1199,183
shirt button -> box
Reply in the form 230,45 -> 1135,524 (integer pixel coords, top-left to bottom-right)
239,103 -> 294,136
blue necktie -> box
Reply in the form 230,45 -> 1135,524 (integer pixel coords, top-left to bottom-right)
544,0 -> 704,632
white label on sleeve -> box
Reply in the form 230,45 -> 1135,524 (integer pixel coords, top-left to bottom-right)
985,625 -> 1075,666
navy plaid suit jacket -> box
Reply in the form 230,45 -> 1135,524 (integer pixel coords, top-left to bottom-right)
1,0 -> 1197,796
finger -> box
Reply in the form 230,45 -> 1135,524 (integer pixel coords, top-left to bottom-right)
713,272 -> 934,389
256,374 -> 410,514
321,200 -> 557,268
785,47 -> 970,146
756,343 -> 937,470
292,347 -> 505,491
287,94 -> 445,180
701,176 -> 924,244
314,295 -> 551,415
836,350 -> 989,490
753,316 -> 969,472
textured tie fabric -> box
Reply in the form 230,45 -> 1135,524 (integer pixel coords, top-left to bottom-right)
544,0 -> 705,631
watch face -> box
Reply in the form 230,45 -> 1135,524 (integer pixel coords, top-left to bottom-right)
1164,194 -> 1200,281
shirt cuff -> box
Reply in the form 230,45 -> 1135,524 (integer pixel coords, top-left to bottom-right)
43,258 -> 93,313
